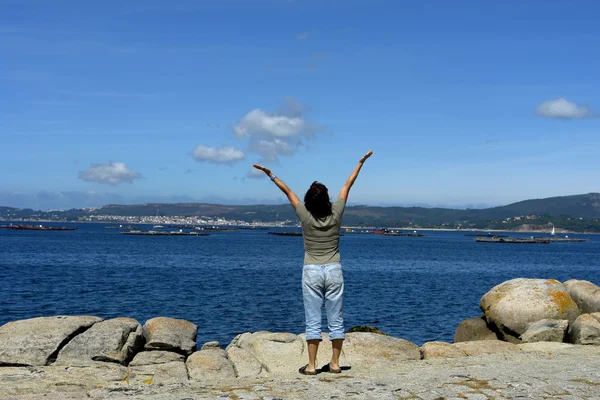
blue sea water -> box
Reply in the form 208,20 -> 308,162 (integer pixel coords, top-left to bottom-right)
1,223 -> 599,347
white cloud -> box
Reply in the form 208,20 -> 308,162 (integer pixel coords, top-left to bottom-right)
79,162 -> 142,185
232,97 -> 325,162
233,109 -> 305,138
297,33 -> 309,41
535,98 -> 595,119
247,168 -> 266,179
192,145 -> 245,165
249,138 -> 295,162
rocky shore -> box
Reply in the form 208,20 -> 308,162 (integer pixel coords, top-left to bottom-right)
2,278 -> 600,399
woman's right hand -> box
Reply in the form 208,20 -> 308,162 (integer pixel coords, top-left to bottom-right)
253,164 -> 272,177
359,150 -> 373,163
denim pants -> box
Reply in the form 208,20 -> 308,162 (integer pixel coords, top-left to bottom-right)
302,262 -> 345,341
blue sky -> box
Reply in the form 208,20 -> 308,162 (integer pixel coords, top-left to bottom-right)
1,0 -> 599,210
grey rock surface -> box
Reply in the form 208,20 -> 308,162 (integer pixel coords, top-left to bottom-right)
225,343 -> 264,377
227,331 -> 304,375
128,350 -> 188,385
4,345 -> 600,399
129,350 -> 184,366
142,317 -> 197,355
520,318 -> 568,343
568,313 -> 600,344
0,316 -> 102,366
453,315 -> 498,342
564,279 -> 600,313
517,341 -> 576,352
480,278 -> 580,343
453,340 -> 520,356
341,331 -> 421,368
55,317 -> 143,366
186,348 -> 236,381
200,341 -> 220,350
421,341 -> 467,359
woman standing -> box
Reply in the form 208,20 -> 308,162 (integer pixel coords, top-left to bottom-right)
253,149 -> 373,375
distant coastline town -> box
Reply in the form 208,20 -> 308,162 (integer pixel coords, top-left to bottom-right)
1,192 -> 599,233
1,213 -> 296,228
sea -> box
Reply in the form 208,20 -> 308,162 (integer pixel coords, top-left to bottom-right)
1,223 -> 599,347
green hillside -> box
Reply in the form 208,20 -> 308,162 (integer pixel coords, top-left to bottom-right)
2,193 -> 599,232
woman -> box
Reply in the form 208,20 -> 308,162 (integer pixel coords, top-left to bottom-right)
253,149 -> 373,375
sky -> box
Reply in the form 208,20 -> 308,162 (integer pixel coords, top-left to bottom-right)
1,0 -> 599,210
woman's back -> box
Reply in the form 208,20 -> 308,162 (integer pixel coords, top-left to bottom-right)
295,197 -> 346,265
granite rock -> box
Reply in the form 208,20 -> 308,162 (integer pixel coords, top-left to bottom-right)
564,279 -> 600,314
187,347 -> 236,381
453,315 -> 498,343
142,317 -> 197,355
480,278 -> 580,343
421,341 -> 467,359
128,350 -> 188,385
0,316 -> 102,366
225,343 -> 264,377
228,331 -> 304,375
55,317 -> 143,366
520,318 -> 568,343
567,313 -> 600,345
453,340 -> 520,356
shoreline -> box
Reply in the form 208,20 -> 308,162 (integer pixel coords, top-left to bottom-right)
2,219 -> 598,234
2,316 -> 600,399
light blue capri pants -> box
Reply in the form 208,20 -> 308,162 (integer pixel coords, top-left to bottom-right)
302,262 -> 345,341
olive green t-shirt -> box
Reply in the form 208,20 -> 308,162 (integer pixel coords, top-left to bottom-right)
295,197 -> 346,265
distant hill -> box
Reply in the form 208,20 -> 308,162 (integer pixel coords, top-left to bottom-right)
2,193 -> 599,232
477,193 -> 600,220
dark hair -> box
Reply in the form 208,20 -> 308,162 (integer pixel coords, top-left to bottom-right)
304,181 -> 332,219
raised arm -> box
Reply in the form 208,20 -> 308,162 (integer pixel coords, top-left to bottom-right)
338,150 -> 373,201
253,164 -> 301,209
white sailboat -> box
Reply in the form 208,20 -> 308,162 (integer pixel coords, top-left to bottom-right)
551,226 -> 555,236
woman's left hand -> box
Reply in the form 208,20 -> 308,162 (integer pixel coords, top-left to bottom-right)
253,164 -> 272,176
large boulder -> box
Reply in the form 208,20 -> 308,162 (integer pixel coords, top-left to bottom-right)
128,350 -> 189,385
567,313 -> 600,345
564,279 -> 600,314
480,278 -> 580,343
0,316 -> 102,366
421,342 -> 467,359
143,317 -> 197,355
186,347 -> 236,381
453,316 -> 498,343
342,332 -> 421,366
226,332 -> 304,375
453,340 -> 520,356
225,331 -> 420,377
55,317 -> 143,366
520,319 -> 568,343
225,343 -> 264,377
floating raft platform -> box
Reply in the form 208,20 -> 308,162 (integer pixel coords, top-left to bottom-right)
464,233 -> 507,237
383,232 -> 427,237
121,230 -> 209,236
268,232 -> 302,236
196,227 -> 239,232
549,237 -> 587,243
476,236 -> 550,244
0,225 -> 77,231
